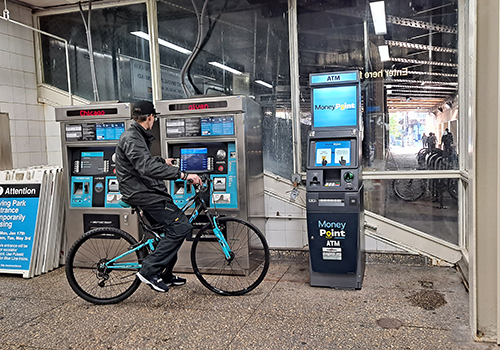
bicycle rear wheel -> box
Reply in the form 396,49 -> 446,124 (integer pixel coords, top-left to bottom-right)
65,227 -> 143,305
190,217 -> 270,296
393,178 -> 425,201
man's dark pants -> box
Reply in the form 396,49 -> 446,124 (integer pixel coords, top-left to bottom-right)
139,200 -> 192,280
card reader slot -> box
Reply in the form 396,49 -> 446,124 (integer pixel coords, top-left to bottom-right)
318,198 -> 345,207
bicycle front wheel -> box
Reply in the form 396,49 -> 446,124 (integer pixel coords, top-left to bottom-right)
65,228 -> 143,305
191,217 -> 270,296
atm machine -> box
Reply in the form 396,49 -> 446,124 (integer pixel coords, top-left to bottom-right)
306,71 -> 365,289
156,95 -> 264,271
55,103 -> 140,252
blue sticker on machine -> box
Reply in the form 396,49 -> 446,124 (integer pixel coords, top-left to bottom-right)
0,184 -> 41,271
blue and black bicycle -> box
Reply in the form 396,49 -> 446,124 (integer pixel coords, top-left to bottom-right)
65,174 -> 270,305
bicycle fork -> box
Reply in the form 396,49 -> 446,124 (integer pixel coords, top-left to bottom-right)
211,217 -> 234,261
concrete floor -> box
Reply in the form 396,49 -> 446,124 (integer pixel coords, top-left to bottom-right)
0,253 -> 496,350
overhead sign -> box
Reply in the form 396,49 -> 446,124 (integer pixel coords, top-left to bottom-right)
66,108 -> 119,117
0,183 -> 40,273
168,101 -> 228,112
310,71 -> 359,85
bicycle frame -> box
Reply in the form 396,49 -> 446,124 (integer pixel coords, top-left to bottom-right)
103,179 -> 234,271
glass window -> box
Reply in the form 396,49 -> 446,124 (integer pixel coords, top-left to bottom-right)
39,3 -> 150,102
364,178 -> 458,244
297,0 -> 459,172
156,0 -> 292,179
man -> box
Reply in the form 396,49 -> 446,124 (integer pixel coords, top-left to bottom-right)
115,100 -> 202,293
421,133 -> 428,149
427,132 -> 437,149
441,128 -> 454,155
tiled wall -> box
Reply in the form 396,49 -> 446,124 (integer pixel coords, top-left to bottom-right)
44,104 -> 62,166
0,3 -> 47,168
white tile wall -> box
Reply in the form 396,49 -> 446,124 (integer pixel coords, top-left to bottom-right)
44,104 -> 62,166
0,3 -> 47,168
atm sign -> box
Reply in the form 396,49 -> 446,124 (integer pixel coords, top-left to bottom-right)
66,108 -> 119,117
310,71 -> 359,85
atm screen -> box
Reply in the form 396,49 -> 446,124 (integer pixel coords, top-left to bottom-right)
312,140 -> 352,167
80,151 -> 105,174
312,85 -> 357,128
180,148 -> 208,172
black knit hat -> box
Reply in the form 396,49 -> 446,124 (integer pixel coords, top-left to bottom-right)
133,100 -> 158,116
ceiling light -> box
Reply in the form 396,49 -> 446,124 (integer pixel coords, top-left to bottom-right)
255,80 -> 273,89
378,45 -> 390,62
209,62 -> 243,75
131,31 -> 192,55
369,1 -> 387,35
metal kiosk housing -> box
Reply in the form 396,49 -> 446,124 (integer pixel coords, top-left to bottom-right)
306,71 -> 365,289
55,103 -> 140,253
156,95 -> 264,273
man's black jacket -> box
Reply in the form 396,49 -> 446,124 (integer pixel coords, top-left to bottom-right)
115,122 -> 181,206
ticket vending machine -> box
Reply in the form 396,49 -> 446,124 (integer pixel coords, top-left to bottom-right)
55,103 -> 140,252
306,71 -> 365,289
156,95 -> 264,272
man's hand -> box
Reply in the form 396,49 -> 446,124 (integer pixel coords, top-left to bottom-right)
186,174 -> 202,185
165,158 -> 177,166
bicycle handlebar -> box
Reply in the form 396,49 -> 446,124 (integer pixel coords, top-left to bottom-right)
188,173 -> 211,194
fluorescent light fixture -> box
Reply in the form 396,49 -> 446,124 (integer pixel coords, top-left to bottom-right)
378,45 -> 390,62
209,61 -> 243,75
369,1 -> 387,35
255,80 -> 273,89
131,31 -> 192,55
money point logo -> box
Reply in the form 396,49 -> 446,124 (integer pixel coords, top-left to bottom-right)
314,103 -> 355,112
318,220 -> 346,239
0,186 -> 3,196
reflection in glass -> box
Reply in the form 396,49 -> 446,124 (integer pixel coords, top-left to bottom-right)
157,0 -> 292,179
39,4 -> 150,102
364,178 -> 458,245
297,0 -> 459,171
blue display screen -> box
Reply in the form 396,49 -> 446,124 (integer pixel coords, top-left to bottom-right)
96,123 -> 125,140
180,148 -> 208,172
314,140 -> 351,167
200,117 -> 234,136
312,85 -> 357,128
80,151 -> 105,174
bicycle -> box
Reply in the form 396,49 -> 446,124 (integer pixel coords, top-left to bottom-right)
65,174 -> 270,305
393,147 -> 458,202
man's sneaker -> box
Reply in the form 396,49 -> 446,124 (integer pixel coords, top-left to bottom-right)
165,275 -> 186,286
136,272 -> 169,292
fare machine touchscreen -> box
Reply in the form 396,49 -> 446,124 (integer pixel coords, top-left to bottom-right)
306,71 -> 365,290
55,103 -> 140,253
